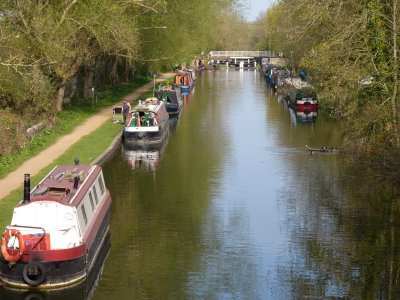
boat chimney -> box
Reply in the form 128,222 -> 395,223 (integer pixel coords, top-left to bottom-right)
73,176 -> 80,189
23,174 -> 30,203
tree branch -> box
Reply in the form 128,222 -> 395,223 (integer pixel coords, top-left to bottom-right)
56,0 -> 78,30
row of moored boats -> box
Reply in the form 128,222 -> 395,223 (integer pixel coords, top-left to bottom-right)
0,69 -> 197,292
260,61 -> 318,123
122,69 -> 196,147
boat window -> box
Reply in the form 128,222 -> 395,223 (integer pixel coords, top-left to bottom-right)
81,204 -> 88,225
89,192 -> 94,211
93,186 -> 99,204
98,175 -> 105,195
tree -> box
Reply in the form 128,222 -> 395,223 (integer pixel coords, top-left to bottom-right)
263,0 -> 400,170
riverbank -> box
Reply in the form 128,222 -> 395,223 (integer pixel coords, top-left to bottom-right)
0,73 -> 174,228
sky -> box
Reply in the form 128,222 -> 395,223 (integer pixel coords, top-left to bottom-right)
245,0 -> 276,22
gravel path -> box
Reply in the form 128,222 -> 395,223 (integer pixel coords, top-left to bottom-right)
0,73 -> 175,201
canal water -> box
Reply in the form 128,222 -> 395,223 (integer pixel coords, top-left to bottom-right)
98,70 -> 400,299
4,70 -> 400,300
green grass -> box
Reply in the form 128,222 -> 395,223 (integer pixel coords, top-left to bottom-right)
0,77 -> 172,229
0,79 -> 150,179
0,121 -> 124,229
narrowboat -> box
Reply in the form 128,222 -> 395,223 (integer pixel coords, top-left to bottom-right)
173,71 -> 193,92
155,85 -> 183,117
0,163 -> 112,290
122,97 -> 169,146
186,68 -> 196,82
282,78 -> 318,112
270,67 -> 290,92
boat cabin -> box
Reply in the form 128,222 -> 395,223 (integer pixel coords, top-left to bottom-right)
123,98 -> 169,146
9,165 -> 109,251
174,72 -> 192,89
125,98 -> 164,130
0,163 -> 112,289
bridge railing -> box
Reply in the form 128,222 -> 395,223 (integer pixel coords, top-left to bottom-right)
209,51 -> 276,57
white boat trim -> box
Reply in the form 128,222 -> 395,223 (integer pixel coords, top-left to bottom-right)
0,272 -> 86,290
124,126 -> 159,133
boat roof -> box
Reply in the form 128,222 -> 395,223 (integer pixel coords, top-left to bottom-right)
155,90 -> 180,104
175,71 -> 190,77
132,98 -> 164,113
284,78 -> 313,89
20,164 -> 101,207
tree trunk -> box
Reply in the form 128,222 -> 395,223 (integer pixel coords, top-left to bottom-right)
391,0 -> 399,146
83,66 -> 94,98
56,84 -> 65,112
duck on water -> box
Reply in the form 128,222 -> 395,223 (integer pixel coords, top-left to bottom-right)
0,162 -> 112,290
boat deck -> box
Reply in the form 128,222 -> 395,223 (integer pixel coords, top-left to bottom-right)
28,165 -> 97,206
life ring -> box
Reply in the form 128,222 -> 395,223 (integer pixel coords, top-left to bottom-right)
1,229 -> 25,263
22,262 -> 47,287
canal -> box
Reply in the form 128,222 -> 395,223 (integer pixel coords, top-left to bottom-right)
5,70 -> 399,300
98,70 -> 400,299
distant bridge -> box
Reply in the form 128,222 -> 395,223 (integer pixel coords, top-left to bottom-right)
209,51 -> 279,59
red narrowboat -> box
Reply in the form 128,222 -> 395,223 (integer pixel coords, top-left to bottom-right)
282,78 -> 318,113
0,163 -> 112,290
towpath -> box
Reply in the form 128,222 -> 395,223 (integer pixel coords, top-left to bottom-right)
0,73 -> 175,201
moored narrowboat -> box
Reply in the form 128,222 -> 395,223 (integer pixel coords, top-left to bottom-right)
186,68 -> 196,82
282,78 -> 318,112
173,71 -> 193,92
155,85 -> 183,117
0,164 -> 112,290
122,97 -> 169,147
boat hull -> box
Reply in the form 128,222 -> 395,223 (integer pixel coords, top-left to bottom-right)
166,103 -> 182,117
295,101 -> 318,112
0,256 -> 86,289
123,125 -> 169,146
0,235 -> 110,299
0,206 -> 111,290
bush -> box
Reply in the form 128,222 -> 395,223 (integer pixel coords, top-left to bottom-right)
0,109 -> 27,157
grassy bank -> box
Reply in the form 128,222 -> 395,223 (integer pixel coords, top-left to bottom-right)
0,78 -> 165,229
0,78 -> 151,180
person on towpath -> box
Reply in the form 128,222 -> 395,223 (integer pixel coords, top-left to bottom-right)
122,100 -> 131,124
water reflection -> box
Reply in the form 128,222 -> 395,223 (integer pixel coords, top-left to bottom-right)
0,285 -> 87,300
277,164 -> 400,298
95,70 -> 400,299
124,149 -> 160,172
289,109 -> 318,124
277,94 -> 318,124
123,140 -> 168,173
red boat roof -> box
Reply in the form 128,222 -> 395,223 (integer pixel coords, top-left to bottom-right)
22,164 -> 101,207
